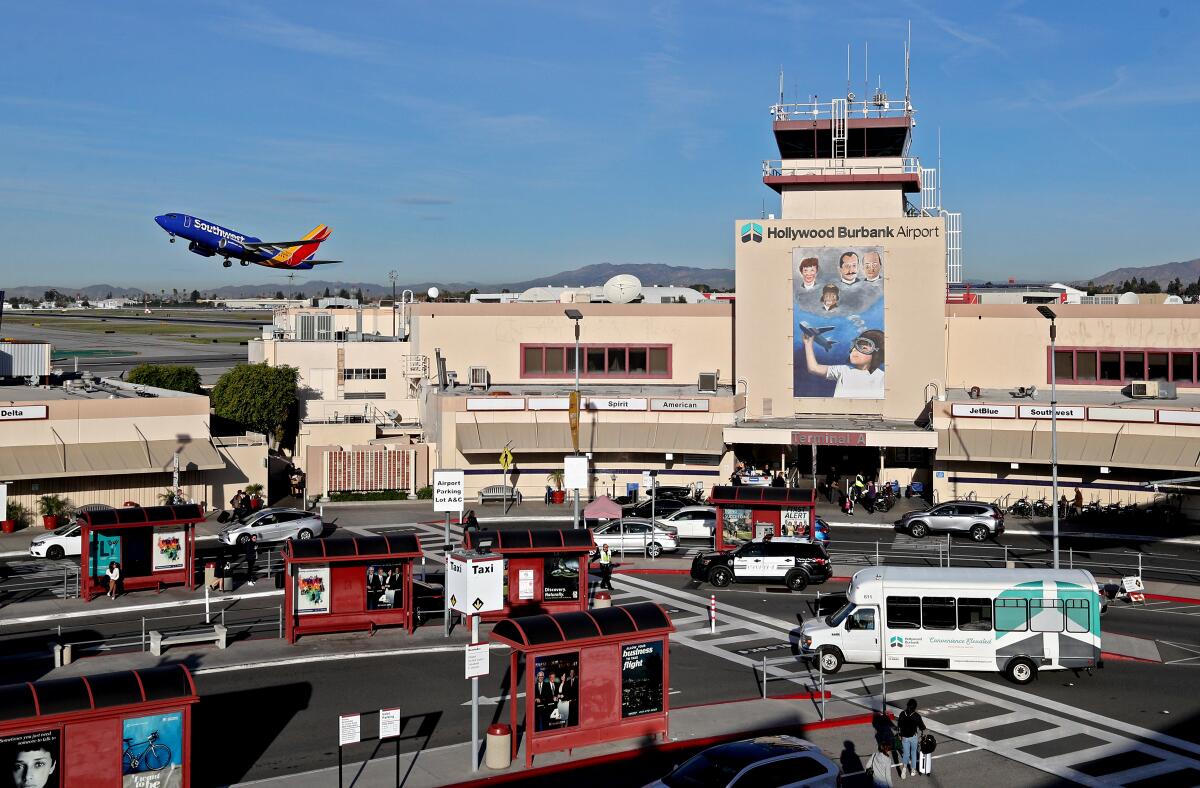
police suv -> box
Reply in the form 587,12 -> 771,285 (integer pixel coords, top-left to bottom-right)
690,538 -> 833,592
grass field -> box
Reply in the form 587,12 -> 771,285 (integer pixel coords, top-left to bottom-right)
9,317 -> 256,337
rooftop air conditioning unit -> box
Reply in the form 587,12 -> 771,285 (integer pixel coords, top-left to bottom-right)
468,366 -> 489,390
446,370 -> 459,387
1130,380 -> 1159,399
698,371 -> 719,394
334,330 -> 348,342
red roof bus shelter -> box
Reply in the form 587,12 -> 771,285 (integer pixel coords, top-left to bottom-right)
490,602 -> 675,767
709,486 -> 818,551
462,528 -> 595,620
78,504 -> 205,601
284,534 -> 424,643
0,664 -> 199,788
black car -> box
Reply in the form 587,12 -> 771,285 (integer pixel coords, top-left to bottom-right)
622,497 -> 702,519
413,579 -> 445,626
690,539 -> 832,591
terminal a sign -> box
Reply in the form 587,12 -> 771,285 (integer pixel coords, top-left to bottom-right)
791,431 -> 866,447
0,405 -> 48,421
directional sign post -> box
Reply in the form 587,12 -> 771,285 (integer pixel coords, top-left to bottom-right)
499,447 -> 514,514
447,551 -> 504,772
434,470 -> 465,637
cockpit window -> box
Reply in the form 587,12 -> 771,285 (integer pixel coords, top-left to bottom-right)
827,601 -> 856,626
166,213 -> 178,218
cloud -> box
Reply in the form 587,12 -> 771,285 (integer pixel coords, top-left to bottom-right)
392,196 -> 455,205
904,0 -> 1008,59
213,6 -> 385,62
379,93 -> 559,144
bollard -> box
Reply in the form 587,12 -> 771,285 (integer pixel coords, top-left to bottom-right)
51,643 -> 63,668
485,724 -> 512,770
62,643 -> 73,666
593,590 -> 612,609
710,595 -> 716,633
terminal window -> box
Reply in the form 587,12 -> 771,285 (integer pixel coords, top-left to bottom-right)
521,344 -> 671,379
1054,347 -> 1198,386
344,368 -> 386,380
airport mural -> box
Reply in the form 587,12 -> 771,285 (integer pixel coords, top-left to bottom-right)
793,246 -> 885,399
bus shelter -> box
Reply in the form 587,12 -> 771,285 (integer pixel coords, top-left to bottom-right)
462,528 -> 594,620
284,535 -> 423,643
79,504 -> 205,601
710,486 -> 817,551
489,602 -> 675,767
0,664 -> 198,788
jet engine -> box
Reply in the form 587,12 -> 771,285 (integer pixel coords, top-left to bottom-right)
188,241 -> 216,257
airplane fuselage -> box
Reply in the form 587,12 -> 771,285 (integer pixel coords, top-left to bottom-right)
154,213 -> 327,270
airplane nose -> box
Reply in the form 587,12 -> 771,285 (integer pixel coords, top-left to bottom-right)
154,215 -> 167,229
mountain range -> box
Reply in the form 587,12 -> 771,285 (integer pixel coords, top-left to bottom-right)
1079,258 -> 1200,288
3,263 -> 736,300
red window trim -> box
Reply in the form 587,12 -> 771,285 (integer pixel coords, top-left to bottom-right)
1047,346 -> 1199,387
520,343 -> 672,379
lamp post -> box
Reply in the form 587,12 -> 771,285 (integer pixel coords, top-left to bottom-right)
388,270 -> 398,337
566,309 -> 584,530
1037,305 -> 1059,569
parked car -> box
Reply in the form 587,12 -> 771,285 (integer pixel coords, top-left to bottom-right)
644,484 -> 701,501
413,579 -> 445,626
894,500 -> 1005,542
812,516 -> 830,542
29,521 -> 82,560
622,497 -> 701,519
656,506 -> 716,540
644,735 -> 840,787
217,507 -> 325,546
690,539 -> 832,591
591,518 -> 679,558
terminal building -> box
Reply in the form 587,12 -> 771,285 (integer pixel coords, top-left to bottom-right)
247,76 -> 1200,518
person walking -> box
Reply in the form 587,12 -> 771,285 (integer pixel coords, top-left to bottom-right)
106,561 -> 121,600
870,740 -> 895,787
897,698 -> 926,779
243,534 -> 258,587
598,544 -> 614,590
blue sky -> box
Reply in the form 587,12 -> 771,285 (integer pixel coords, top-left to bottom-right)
1,1 -> 1197,289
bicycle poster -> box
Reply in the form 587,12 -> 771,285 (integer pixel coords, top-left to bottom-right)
122,711 -> 183,788
1,728 -> 60,788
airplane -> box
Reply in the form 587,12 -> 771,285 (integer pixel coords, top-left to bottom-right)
798,321 -> 838,351
153,213 -> 342,270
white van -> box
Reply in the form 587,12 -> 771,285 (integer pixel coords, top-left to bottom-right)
800,566 -> 1102,684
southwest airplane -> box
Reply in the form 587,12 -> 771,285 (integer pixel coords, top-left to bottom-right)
154,213 -> 341,269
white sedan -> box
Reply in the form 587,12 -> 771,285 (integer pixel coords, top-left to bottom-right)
29,522 -> 82,560
655,506 -> 716,540
591,518 -> 678,558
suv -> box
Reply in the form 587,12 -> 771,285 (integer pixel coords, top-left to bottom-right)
218,507 -> 324,545
691,540 -> 832,591
622,497 -> 699,519
646,735 -> 840,787
894,500 -> 1004,542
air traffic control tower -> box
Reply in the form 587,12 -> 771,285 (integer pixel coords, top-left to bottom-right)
727,72 -> 959,485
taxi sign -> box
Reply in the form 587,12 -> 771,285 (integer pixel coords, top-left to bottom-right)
499,448 -> 514,470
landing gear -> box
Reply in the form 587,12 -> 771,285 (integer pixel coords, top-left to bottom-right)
222,259 -> 232,268
240,260 -> 249,266
168,235 -> 175,244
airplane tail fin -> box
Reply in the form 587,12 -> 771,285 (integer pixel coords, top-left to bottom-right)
271,224 -> 331,265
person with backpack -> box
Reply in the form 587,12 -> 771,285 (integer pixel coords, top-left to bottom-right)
897,698 -> 927,779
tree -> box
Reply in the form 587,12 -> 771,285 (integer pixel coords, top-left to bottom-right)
126,364 -> 203,394
323,287 -> 332,298
190,289 -> 201,302
353,288 -> 364,302
43,289 -> 61,304
337,288 -> 351,299
211,364 -> 299,446
105,291 -> 113,300
275,291 -> 285,300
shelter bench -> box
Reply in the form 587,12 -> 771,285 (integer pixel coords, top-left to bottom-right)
149,624 -> 228,656
478,485 -> 522,505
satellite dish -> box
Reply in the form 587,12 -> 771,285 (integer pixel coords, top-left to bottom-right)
1118,291 -> 1139,305
1164,295 -> 1184,305
427,287 -> 440,300
519,287 -> 553,302
602,275 -> 643,304
385,409 -> 400,422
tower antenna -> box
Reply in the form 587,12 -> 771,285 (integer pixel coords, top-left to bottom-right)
846,44 -> 852,98
864,41 -> 869,116
778,64 -> 785,106
904,20 -> 912,113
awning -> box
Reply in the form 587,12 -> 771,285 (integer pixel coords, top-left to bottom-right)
939,428 -> 1200,472
455,417 -> 725,455
584,496 -> 622,519
0,439 -> 225,481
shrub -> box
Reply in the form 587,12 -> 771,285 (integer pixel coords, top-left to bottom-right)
415,485 -> 433,500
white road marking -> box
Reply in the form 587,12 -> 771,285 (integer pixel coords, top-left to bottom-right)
195,643 -> 502,675
0,589 -> 283,626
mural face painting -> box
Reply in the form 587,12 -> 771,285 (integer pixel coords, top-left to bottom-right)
2,730 -> 59,788
793,246 -> 885,399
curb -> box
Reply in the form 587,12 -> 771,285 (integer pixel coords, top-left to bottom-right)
192,642 -> 500,675
1145,592 -> 1200,605
1101,651 -> 1160,664
445,710 -> 880,787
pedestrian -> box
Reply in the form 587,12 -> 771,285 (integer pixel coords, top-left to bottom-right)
865,481 -> 877,514
463,509 -> 480,533
870,741 -> 895,787
771,471 -> 786,488
897,698 -> 926,779
243,534 -> 258,586
853,474 -> 866,502
229,489 -> 244,515
250,491 -> 264,511
829,479 -> 841,505
1073,486 -> 1084,517
106,561 -> 121,600
598,543 -> 614,590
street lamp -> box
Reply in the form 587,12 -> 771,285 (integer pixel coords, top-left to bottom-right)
565,309 -> 584,529
1037,305 -> 1059,569
388,270 -> 398,337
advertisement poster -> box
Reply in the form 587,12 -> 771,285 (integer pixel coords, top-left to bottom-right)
89,531 -> 121,577
621,640 -> 664,718
793,246 -> 885,399
542,555 -> 579,601
366,563 -> 404,610
121,711 -> 183,788
532,652 -> 579,732
781,508 -> 811,537
721,508 -> 752,546
1,729 -> 60,788
296,566 -> 330,615
151,529 -> 185,572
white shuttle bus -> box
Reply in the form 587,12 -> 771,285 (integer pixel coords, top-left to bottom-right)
800,567 -> 1102,684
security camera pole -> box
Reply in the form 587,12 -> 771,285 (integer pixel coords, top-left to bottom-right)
1037,305 -> 1059,569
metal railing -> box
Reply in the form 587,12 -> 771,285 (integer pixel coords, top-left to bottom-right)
763,157 -> 920,178
770,99 -> 912,121
0,564 -> 80,603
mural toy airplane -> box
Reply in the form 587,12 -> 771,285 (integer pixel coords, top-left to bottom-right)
798,321 -> 838,351
154,213 -> 341,270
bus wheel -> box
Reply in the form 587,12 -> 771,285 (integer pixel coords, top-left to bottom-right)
818,648 -> 843,674
1006,657 -> 1037,685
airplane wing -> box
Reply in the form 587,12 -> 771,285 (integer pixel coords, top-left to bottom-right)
241,239 -> 329,250
304,260 -> 342,265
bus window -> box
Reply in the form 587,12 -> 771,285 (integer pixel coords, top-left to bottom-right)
995,598 -> 1028,632
921,597 -> 956,630
847,608 -> 875,631
1065,598 -> 1090,633
1030,599 -> 1065,632
887,596 -> 921,629
957,598 -> 993,631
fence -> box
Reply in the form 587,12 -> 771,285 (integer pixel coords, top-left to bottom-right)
0,563 -> 80,603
